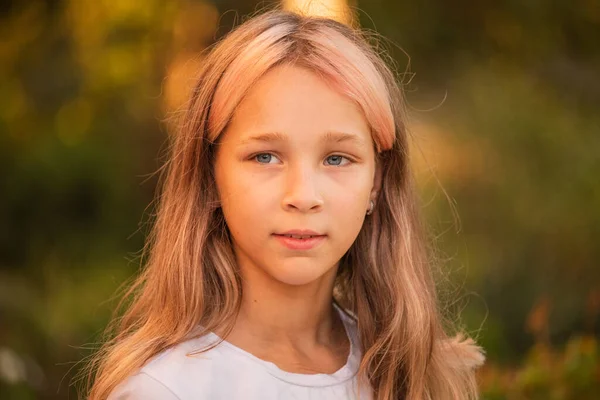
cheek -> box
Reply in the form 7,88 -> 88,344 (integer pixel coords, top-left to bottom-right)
331,191 -> 368,228
328,177 -> 372,231
217,162 -> 254,208
217,170 -> 274,236
330,169 -> 372,205
221,174 -> 272,209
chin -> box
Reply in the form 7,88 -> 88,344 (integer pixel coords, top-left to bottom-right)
265,260 -> 333,286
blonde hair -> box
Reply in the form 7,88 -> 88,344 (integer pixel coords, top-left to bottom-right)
84,9 -> 485,400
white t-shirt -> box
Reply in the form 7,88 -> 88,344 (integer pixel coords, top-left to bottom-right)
108,304 -> 372,399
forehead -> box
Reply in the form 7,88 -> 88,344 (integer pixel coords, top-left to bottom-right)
222,64 -> 371,144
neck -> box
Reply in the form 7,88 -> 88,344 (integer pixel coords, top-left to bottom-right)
228,258 -> 341,348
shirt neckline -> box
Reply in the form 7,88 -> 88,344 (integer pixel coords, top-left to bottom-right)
205,302 -> 360,387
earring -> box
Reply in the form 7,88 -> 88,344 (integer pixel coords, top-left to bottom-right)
366,200 -> 375,215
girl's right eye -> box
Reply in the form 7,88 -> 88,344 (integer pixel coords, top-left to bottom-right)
254,153 -> 281,164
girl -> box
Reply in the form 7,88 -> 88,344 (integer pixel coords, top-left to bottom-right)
86,9 -> 485,400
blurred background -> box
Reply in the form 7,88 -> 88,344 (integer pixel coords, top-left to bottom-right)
1,0 -> 598,398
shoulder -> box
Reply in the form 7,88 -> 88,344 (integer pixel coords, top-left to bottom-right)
108,334 -> 222,400
108,371 -> 180,400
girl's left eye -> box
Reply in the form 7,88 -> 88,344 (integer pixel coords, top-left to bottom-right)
325,155 -> 350,166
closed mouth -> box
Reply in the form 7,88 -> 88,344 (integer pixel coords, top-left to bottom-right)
273,233 -> 327,250
274,234 -> 324,239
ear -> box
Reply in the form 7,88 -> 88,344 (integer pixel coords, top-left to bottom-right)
370,158 -> 383,202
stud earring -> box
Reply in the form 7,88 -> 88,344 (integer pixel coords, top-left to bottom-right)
366,200 -> 375,215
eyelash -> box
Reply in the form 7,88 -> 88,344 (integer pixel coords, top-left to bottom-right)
250,152 -> 353,167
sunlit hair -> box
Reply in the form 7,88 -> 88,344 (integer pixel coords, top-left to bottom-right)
84,8 -> 485,400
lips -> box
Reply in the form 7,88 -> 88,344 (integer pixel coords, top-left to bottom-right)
279,233 -> 320,239
272,229 -> 327,250
275,229 -> 324,237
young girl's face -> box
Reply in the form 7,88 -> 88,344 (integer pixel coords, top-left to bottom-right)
214,64 -> 379,287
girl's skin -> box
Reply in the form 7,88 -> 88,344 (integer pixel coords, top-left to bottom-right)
214,64 -> 381,375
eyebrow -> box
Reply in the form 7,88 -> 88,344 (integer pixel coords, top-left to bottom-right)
238,131 -> 367,146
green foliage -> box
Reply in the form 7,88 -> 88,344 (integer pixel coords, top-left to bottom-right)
480,335 -> 599,399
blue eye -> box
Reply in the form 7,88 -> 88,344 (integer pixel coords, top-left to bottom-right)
325,155 -> 348,166
255,153 -> 271,163
254,153 -> 280,164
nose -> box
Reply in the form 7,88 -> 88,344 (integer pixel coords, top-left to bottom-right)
281,162 -> 324,213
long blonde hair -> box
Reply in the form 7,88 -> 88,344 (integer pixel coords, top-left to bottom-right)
84,9 -> 484,400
